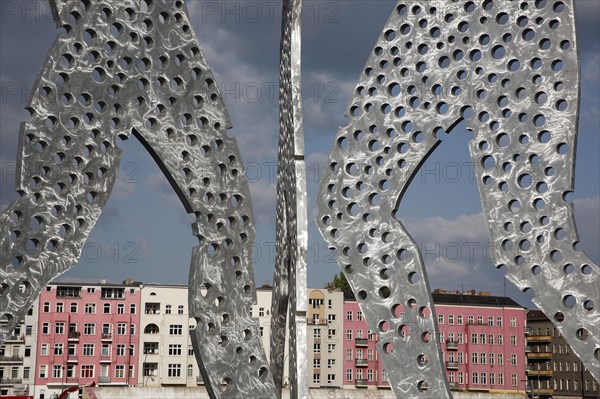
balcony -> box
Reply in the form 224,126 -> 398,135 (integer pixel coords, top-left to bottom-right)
527,351 -> 552,360
449,382 -> 459,390
0,355 -> 23,363
527,335 -> 552,343
446,361 -> 458,370
355,338 -> 368,347
5,334 -> 24,343
98,376 -> 111,384
67,356 -> 79,363
307,320 -> 327,326
101,333 -> 112,341
527,369 -> 553,377
355,359 -> 368,367
446,341 -> 458,350
196,377 -> 204,385
0,377 -> 22,385
68,331 -> 80,341
99,355 -> 112,363
355,379 -> 368,387
525,345 -> 532,353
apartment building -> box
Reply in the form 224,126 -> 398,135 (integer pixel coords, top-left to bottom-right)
343,289 -> 527,395
307,288 -> 344,388
34,280 -> 142,398
138,284 -> 202,387
0,299 -> 38,397
526,310 -> 599,399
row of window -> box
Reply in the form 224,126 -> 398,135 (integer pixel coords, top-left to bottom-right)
312,328 -> 336,339
312,343 -> 336,353
437,314 -> 518,328
312,373 -> 337,384
312,359 -> 336,368
144,303 -> 185,315
42,302 -> 136,314
552,378 -> 599,392
40,343 -> 135,357
345,348 -> 376,361
447,371 -> 517,386
40,322 -> 136,336
39,364 -> 134,379
142,363 -> 198,378
345,330 -> 376,341
345,368 -> 376,382
345,310 -> 364,322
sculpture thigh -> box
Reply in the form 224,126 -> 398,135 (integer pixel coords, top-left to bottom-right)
316,1 -> 599,398
0,0 -> 277,397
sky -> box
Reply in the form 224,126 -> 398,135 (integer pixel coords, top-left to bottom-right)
0,0 -> 598,309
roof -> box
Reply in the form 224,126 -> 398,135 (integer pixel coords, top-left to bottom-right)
432,293 -> 525,308
527,309 -> 550,321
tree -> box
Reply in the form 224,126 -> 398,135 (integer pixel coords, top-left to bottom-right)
325,272 -> 351,294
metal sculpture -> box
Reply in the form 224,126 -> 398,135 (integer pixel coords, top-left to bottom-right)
316,0 -> 599,397
269,0 -> 309,398
0,0 -> 276,397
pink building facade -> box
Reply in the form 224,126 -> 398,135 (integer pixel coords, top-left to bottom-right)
35,281 -> 141,396
343,290 -> 527,395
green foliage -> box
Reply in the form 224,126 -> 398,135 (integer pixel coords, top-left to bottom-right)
325,272 -> 351,293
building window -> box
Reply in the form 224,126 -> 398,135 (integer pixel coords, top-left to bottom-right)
448,372 -> 455,383
328,329 -> 336,339
498,373 -> 504,385
39,364 -> 47,378
328,299 -> 332,309
130,324 -> 136,335
313,344 -> 321,353
328,344 -> 336,353
54,344 -> 64,356
488,334 -> 494,345
496,316 -> 502,326
115,365 -> 125,378
143,363 -> 158,377
84,303 -> 96,314
258,307 -> 264,317
357,311 -> 363,321
169,344 -> 182,356
368,349 -> 374,361
56,302 -> 64,313
468,315 -> 474,324
458,333 -> 463,344
457,315 -> 463,325
313,328 -> 321,338
103,303 -> 111,314
346,368 -> 352,381
117,323 -> 126,335
43,302 -> 50,313
477,315 -> 483,324
497,334 -> 503,345
169,325 -> 183,335
511,373 -> 517,387
168,364 -> 182,377
511,354 -> 517,366
480,352 -> 486,364
178,305 -> 184,315
510,335 -> 517,346
471,333 -> 477,344
327,359 -> 335,369
346,349 -> 352,361
489,353 -> 494,364
367,369 -> 373,381
102,324 -> 110,335
438,314 -> 444,324
84,323 -> 96,335
480,333 -> 486,344
510,317 -> 516,327
70,303 -> 78,313
368,330 -> 375,340
313,373 -> 320,384
41,344 -> 49,356
328,374 -> 335,384
328,314 -> 336,322
472,372 -> 478,385
313,359 -> 321,368
144,324 -> 159,334
489,372 -> 495,385
83,344 -> 94,356
382,369 -> 388,382
346,311 -> 353,321
130,304 -> 136,314
458,372 -> 464,384
81,365 -> 94,378
87,288 -> 95,293
356,329 -> 363,339
165,305 -> 172,314
117,344 -> 126,356
187,364 -> 194,377
448,314 -> 454,324
498,353 -> 503,365
480,372 -> 487,385
472,352 -> 478,364
55,322 -> 65,334
346,329 -> 353,340
488,316 -> 494,326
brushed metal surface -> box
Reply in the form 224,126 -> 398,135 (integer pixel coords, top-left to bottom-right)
316,1 -> 599,397
0,1 -> 276,397
270,0 -> 308,398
